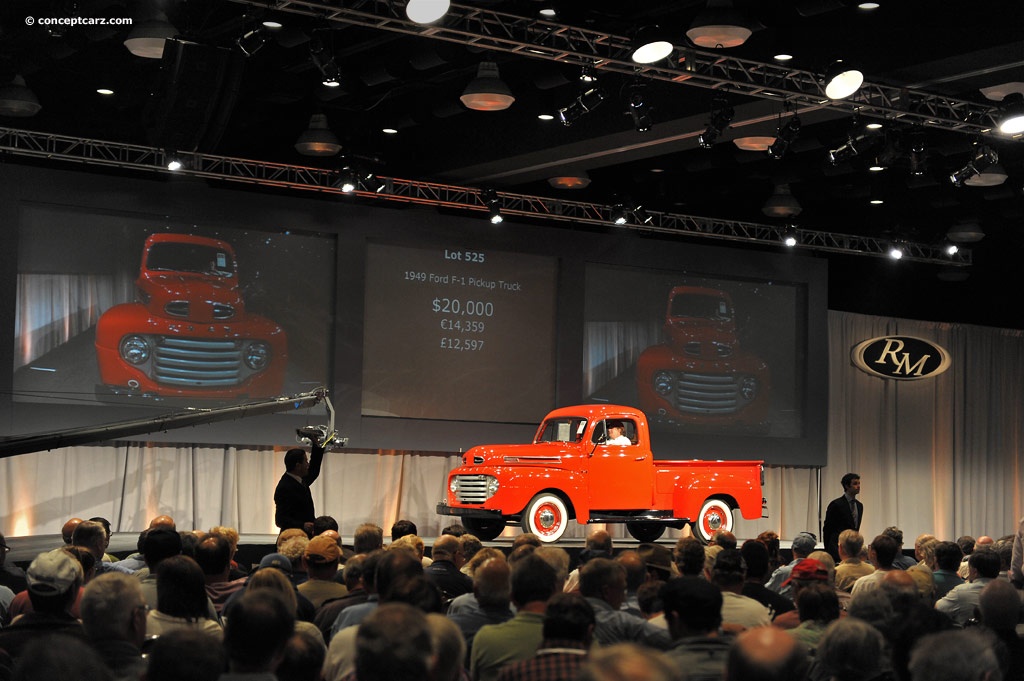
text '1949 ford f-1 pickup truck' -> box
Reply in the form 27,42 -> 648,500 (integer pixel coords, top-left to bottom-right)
437,404 -> 766,543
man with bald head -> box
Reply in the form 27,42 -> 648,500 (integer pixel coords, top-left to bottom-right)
61,517 -> 83,545
726,626 -> 809,681
149,515 -> 176,531
425,534 -> 473,600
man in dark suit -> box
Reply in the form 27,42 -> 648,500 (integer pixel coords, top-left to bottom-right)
823,473 -> 862,562
274,434 -> 327,534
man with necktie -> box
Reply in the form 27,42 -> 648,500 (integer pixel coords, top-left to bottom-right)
823,473 -> 863,562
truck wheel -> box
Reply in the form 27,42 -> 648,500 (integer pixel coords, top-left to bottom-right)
521,493 -> 569,543
694,498 -> 734,543
626,522 -> 666,543
462,518 -> 505,542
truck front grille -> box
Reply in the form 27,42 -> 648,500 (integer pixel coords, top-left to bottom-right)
453,475 -> 493,503
674,372 -> 740,414
153,338 -> 243,387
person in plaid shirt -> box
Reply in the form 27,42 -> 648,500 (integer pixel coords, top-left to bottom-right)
495,592 -> 594,681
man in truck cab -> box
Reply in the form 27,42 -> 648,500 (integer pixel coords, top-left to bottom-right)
603,420 -> 633,446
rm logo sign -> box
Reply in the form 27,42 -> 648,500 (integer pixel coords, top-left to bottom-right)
851,336 -> 951,380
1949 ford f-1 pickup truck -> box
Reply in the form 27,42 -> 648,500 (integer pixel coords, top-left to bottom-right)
95,233 -> 287,400
436,404 -> 765,543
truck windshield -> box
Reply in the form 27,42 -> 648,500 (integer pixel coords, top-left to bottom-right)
536,418 -> 588,443
146,243 -> 235,278
670,294 -> 732,321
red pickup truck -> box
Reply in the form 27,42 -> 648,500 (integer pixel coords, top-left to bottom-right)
636,286 -> 770,430
94,233 -> 287,400
436,404 -> 765,543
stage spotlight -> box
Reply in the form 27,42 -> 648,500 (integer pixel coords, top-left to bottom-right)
888,243 -> 904,260
631,25 -> 674,64
997,92 -> 1024,135
767,113 -> 800,160
558,88 -> 605,126
481,189 -> 503,224
165,150 -> 183,171
236,28 -> 267,57
949,144 -> 998,187
782,228 -> 799,247
697,97 -> 734,149
406,0 -> 450,24
336,167 -> 357,193
823,60 -> 864,100
627,87 -> 653,132
611,204 -> 629,225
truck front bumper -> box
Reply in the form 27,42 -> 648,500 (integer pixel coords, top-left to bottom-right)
435,502 -> 504,520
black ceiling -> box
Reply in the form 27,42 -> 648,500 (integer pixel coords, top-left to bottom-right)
3,0 -> 1024,327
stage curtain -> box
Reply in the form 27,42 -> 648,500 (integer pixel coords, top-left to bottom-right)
3,311 -> 1024,543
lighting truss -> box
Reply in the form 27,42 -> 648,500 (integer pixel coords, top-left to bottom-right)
226,0 -> 1007,139
0,127 -> 969,266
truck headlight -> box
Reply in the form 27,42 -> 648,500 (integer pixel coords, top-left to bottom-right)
654,371 -> 674,396
486,477 -> 500,497
741,376 -> 758,400
119,336 -> 150,365
450,478 -> 459,494
244,342 -> 271,370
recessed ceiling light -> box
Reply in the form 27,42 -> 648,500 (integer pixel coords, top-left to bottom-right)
262,20 -> 283,29
858,2 -> 880,9
538,113 -> 554,121
870,198 -> 884,204
539,8 -> 556,18
866,122 -> 883,130
649,168 -> 665,173
96,88 -> 115,96
868,163 -> 885,172
382,127 -> 398,134
773,53 -> 794,62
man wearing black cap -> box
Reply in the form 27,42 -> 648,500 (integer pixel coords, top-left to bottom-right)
274,434 -> 327,534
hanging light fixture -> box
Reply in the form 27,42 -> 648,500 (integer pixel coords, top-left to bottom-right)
0,75 -> 42,117
460,62 -> 515,112
762,184 -> 802,218
686,0 -> 752,49
124,14 -> 177,59
294,114 -> 342,157
406,0 -> 450,25
822,60 -> 864,100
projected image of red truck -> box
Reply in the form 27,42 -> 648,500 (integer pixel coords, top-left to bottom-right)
95,233 -> 287,399
636,286 -> 769,429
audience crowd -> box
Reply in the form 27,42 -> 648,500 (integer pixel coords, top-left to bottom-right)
1,513 -> 1024,681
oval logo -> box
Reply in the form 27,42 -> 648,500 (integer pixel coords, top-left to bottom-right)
851,336 -> 950,380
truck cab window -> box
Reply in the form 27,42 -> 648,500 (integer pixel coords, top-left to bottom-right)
537,418 -> 587,443
593,419 -> 636,445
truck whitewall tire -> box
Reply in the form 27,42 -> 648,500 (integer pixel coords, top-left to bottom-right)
695,498 -> 734,543
522,493 -> 569,543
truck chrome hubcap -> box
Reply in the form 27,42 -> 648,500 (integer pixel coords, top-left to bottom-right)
706,512 -> 722,531
538,508 -> 556,530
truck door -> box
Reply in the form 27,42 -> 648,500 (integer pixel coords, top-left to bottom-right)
585,419 -> 653,510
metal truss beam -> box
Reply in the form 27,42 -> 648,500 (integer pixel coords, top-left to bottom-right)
0,127 -> 970,266
228,0 -> 1010,138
